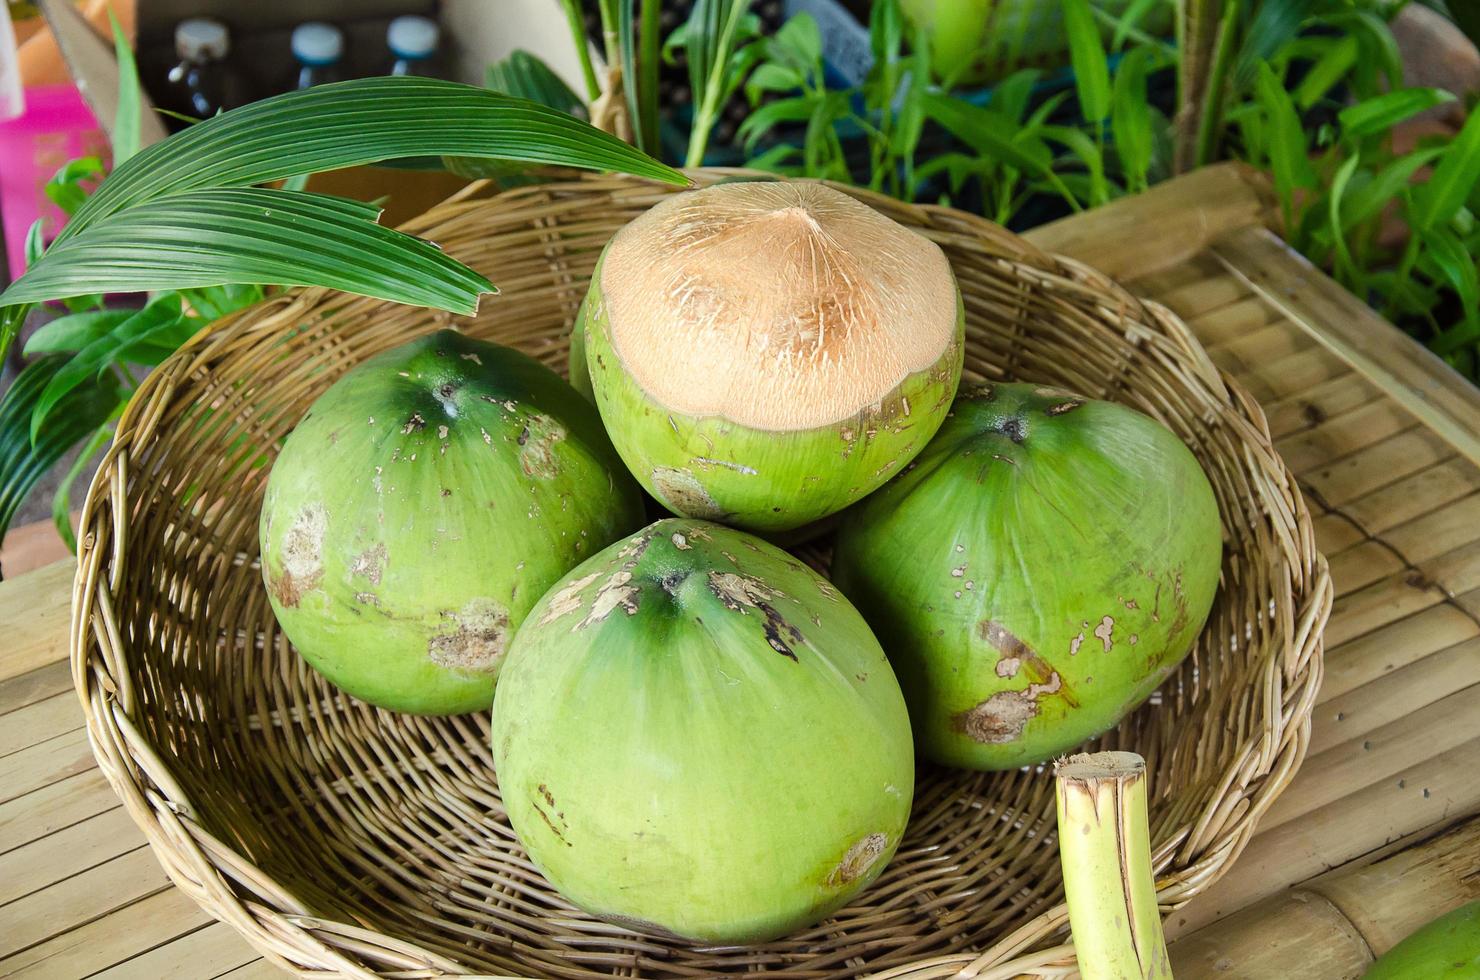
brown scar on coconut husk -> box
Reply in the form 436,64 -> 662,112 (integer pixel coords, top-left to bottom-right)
827,832 -> 889,887
563,533 -> 654,629
954,671 -> 1063,744
651,466 -> 727,520
427,599 -> 510,672
268,504 -> 327,607
539,572 -> 602,625
577,572 -> 640,627
708,571 -> 804,662
530,786 -> 572,847
518,414 -> 567,479
978,621 -> 1081,707
1046,400 -> 1084,416
349,543 -> 387,586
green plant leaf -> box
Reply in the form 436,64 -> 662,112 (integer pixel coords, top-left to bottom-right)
1321,10 -> 1404,95
0,355 -> 125,553
600,0 -> 657,154
1022,91 -> 1072,133
113,310 -> 209,366
1233,0 -> 1316,93
870,0 -> 904,71
1414,104 -> 1480,233
717,40 -> 768,116
637,0 -> 662,154
989,69 -> 1043,126
109,12 -> 141,165
1421,226 -> 1480,352
746,142 -> 801,173
914,152 -> 990,195
1339,88 -> 1456,141
1327,153 -> 1360,280
23,309 -> 135,355
1042,125 -> 1110,207
737,95 -> 821,151
1063,0 -> 1110,123
52,416 -> 118,553
44,156 -> 105,219
177,284 -> 264,321
1294,35 -> 1358,110
1254,61 -> 1317,226
768,14 -> 822,72
919,92 -> 1054,176
45,181 -> 88,215
55,77 -> 684,244
30,295 -> 183,441
1340,146 -> 1444,231
1112,0 -> 1162,49
23,221 -> 44,268
745,63 -> 806,103
811,92 -> 854,181
559,0 -> 601,101
683,0 -> 759,167
486,49 -> 586,116
5,187 -> 492,314
1112,47 -> 1153,193
0,78 -> 681,364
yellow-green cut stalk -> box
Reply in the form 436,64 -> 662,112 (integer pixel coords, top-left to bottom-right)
1054,751 -> 1172,980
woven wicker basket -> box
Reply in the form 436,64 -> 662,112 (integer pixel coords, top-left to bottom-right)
71,171 -> 1331,979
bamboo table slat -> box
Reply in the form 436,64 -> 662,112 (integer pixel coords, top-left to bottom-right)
3,163 -> 1478,978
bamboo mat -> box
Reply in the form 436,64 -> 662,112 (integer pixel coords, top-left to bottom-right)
2,163 -> 1478,978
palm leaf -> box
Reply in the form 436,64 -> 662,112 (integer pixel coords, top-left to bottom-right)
58,76 -> 685,242
4,188 -> 492,313
486,50 -> 586,116
0,356 -> 125,562
109,12 -> 141,165
0,77 -> 684,361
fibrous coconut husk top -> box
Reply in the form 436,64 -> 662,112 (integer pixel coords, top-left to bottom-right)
599,180 -> 958,431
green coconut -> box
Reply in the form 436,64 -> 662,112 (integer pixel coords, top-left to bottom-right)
581,180 -> 965,533
259,330 -> 644,715
566,296 -> 594,401
831,382 -> 1223,770
492,518 -> 914,943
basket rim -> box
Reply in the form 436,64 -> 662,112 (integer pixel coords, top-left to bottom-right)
68,169 -> 1332,980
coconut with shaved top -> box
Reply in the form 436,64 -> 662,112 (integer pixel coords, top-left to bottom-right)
259,330 -> 644,715
492,518 -> 914,943
830,383 -> 1223,769
578,180 -> 964,532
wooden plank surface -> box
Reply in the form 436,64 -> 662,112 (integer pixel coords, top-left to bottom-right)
0,163 -> 1474,978
1127,248 -> 1480,939
0,560 -> 76,684
1212,226 -> 1480,468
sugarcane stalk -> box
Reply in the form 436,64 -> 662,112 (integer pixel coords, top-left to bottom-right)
1054,751 -> 1172,980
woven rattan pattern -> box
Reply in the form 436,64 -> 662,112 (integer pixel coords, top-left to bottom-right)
70,172 -> 1331,979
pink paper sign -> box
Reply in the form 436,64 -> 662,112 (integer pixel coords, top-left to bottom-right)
0,85 -> 110,282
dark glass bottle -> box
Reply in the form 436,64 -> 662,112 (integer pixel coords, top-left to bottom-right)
385,16 -> 443,77
164,19 -> 241,122
292,22 -> 345,90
